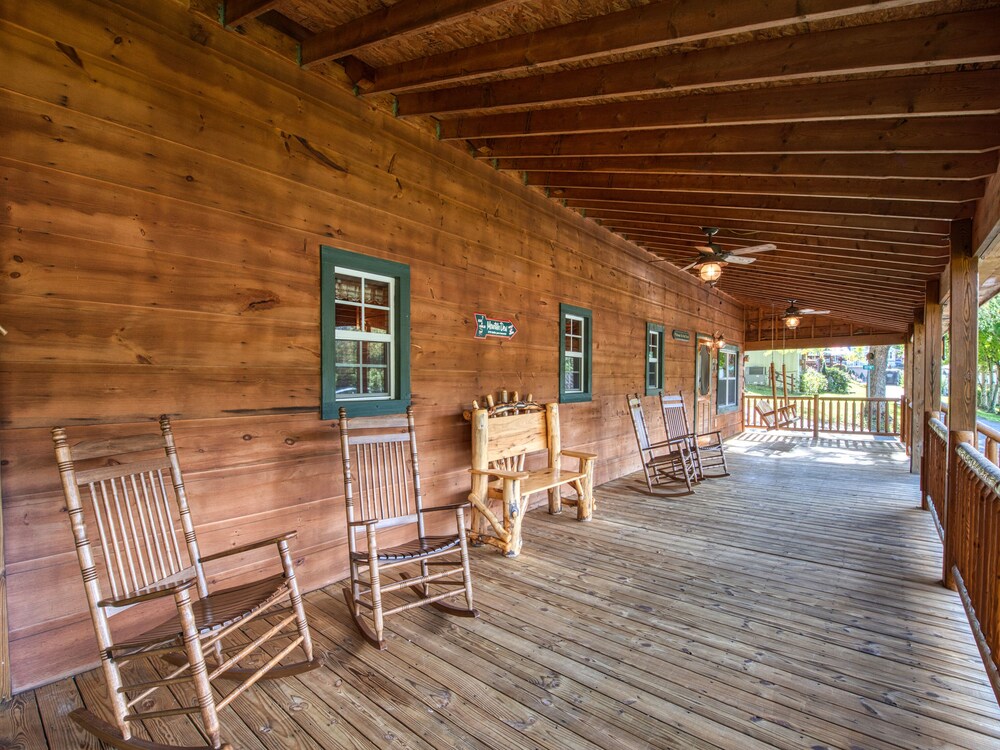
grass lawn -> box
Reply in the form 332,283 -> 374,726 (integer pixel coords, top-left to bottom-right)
745,381 -> 867,398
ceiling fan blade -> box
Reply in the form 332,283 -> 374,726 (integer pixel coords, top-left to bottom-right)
725,255 -> 756,265
799,309 -> 831,315
696,245 -> 716,255
729,243 -> 776,255
680,259 -> 703,271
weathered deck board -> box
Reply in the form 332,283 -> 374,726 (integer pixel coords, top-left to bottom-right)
4,432 -> 1000,749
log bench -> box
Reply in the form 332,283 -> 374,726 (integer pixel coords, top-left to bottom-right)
465,391 -> 597,557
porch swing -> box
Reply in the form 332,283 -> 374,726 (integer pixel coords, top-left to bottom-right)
755,307 -> 799,430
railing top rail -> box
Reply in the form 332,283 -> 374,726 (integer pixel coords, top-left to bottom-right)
978,421 -> 1000,444
928,417 -> 949,442
956,441 -> 1000,494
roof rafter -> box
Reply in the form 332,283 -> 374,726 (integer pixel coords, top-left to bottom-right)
438,69 -> 1000,139
470,117 -> 1000,157
370,0 -> 946,93
494,152 -> 999,180
301,0 -> 519,68
398,8 -> 1000,116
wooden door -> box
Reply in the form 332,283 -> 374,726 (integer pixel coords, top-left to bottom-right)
694,336 -> 715,435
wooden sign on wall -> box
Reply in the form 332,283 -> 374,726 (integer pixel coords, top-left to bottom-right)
474,313 -> 518,340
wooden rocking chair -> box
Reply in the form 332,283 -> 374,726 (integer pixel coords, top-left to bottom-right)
626,395 -> 698,493
52,416 -> 319,750
660,391 -> 729,478
338,406 -> 478,650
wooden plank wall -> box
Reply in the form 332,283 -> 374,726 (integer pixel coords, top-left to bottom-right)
0,0 -> 745,692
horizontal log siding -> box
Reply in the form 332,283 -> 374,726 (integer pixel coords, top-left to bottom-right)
0,0 -> 744,690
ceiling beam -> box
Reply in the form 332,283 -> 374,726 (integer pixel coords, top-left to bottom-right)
438,69 -> 1000,139
398,8 -> 1000,116
718,277 -> 922,314
371,0 -> 944,94
744,333 -> 906,350
300,0 -> 518,68
494,152 -> 999,180
564,199 -> 951,236
555,187 -> 970,220
536,172 -> 984,203
223,0 -> 282,26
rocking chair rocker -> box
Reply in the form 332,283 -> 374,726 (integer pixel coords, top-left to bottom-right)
52,416 -> 320,750
338,405 -> 478,650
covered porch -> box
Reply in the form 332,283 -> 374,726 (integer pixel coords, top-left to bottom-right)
6,433 -> 998,749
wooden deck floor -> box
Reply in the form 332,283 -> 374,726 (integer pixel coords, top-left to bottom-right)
5,432 -> 1000,749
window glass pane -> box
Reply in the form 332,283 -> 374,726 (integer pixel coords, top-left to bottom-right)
728,355 -> 737,378
335,276 -> 362,302
365,307 -> 390,334
336,366 -> 359,395
647,361 -> 657,388
336,340 -> 360,364
565,335 -> 582,353
364,279 -> 390,306
363,367 -> 387,395
363,341 -> 386,365
335,303 -> 362,330
564,357 -> 582,392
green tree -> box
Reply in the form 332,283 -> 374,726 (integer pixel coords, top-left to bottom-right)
978,296 -> 1000,412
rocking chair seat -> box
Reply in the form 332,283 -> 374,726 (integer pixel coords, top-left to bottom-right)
112,574 -> 288,652
351,534 -> 461,562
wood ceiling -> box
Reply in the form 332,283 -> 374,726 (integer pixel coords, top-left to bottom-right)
217,0 -> 1000,334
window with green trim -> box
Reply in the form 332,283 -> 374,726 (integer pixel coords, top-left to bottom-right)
645,322 -> 665,395
560,303 -> 592,403
321,246 -> 410,419
717,345 -> 739,413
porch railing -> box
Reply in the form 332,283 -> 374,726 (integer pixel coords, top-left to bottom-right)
925,416 -> 949,535
937,404 -> 1000,467
951,443 -> 1000,702
743,394 -> 901,436
920,412 -> 1000,704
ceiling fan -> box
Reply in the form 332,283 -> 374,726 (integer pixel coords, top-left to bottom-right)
680,227 -> 776,282
781,299 -> 831,329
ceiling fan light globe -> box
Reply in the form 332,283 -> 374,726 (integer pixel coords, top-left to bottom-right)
699,262 -> 722,282
785,315 -> 801,329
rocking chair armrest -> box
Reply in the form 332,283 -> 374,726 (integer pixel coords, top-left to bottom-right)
469,467 -> 530,481
347,518 -> 380,528
199,531 -> 298,563
560,449 -> 598,461
419,502 -> 472,514
98,578 -> 197,608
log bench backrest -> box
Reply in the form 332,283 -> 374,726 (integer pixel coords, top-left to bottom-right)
470,402 -> 560,473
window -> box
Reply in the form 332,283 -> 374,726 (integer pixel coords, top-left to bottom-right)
321,246 -> 410,419
559,303 -> 592,403
717,346 -> 739,413
645,322 -> 664,395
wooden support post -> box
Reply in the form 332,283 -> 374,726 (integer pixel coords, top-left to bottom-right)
911,311 -> 926,478
812,394 -> 819,439
944,218 -> 977,590
921,281 -> 943,506
903,331 -> 913,453
0,450 -> 8,703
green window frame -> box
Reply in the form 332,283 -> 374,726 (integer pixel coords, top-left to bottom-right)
559,303 -> 592,403
321,246 -> 411,419
645,322 -> 665,395
717,345 -> 740,414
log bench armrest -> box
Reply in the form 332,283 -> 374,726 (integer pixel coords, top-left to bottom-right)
98,578 -> 197,608
469,467 -> 531,481
200,531 -> 297,563
561,449 -> 598,461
